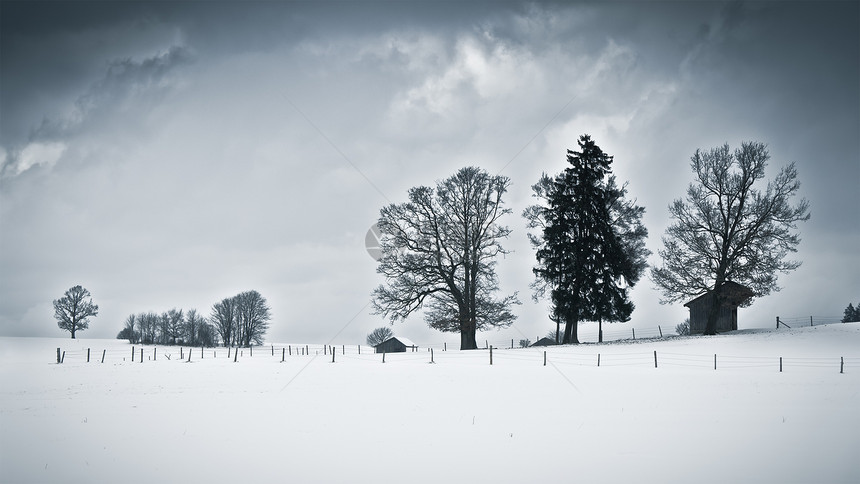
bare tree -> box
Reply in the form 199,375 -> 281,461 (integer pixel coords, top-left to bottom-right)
372,167 -> 519,350
196,319 -> 217,347
210,296 -> 237,347
235,290 -> 271,347
119,313 -> 139,343
53,285 -> 99,339
138,312 -> 158,345
162,308 -> 184,345
651,142 -> 810,335
184,308 -> 205,346
366,326 -> 394,347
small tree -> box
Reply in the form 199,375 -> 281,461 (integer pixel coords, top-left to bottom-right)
518,339 -> 531,348
53,285 -> 99,339
197,320 -> 217,347
119,314 -> 139,343
843,303 -> 860,323
676,319 -> 691,336
366,326 -> 394,347
235,290 -> 271,347
164,308 -> 184,345
211,296 -> 238,347
184,309 -> 205,346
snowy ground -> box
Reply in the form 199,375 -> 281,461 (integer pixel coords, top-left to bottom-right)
2,324 -> 859,483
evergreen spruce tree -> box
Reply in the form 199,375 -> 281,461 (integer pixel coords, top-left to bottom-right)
843,303 -> 860,323
524,135 -> 649,343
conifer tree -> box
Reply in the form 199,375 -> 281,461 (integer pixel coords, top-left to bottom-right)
524,135 -> 649,343
843,302 -> 860,323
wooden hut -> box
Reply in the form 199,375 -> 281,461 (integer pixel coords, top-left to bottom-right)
530,337 -> 558,347
684,281 -> 754,334
374,336 -> 418,353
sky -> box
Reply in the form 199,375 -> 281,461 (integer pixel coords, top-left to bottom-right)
1,1 -> 858,345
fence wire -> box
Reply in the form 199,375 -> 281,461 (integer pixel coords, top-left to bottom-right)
52,343 -> 860,376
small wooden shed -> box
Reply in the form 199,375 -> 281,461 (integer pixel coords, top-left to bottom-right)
374,336 -> 418,353
530,337 -> 558,347
684,281 -> 754,334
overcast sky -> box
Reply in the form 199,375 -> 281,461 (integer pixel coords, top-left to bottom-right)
1,1 -> 857,345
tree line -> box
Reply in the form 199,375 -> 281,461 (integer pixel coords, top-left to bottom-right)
117,290 -> 271,347
53,135 -> 811,348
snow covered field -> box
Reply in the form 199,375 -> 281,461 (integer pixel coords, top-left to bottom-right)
2,324 -> 859,483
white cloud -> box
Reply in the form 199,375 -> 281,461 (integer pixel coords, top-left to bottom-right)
12,142 -> 67,177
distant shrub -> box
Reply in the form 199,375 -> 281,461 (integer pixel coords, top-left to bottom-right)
676,320 -> 690,336
519,339 -> 531,348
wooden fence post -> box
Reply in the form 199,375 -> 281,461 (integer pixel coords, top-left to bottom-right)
234,347 -> 238,363
598,354 -> 601,367
654,350 -> 658,368
810,316 -> 813,327
332,348 -> 335,363
187,349 -> 192,362
430,348 -> 435,364
201,347 -> 204,359
543,351 -> 546,367
776,316 -> 780,329
841,357 -> 844,374
632,328 -> 636,340
779,357 -> 783,372
132,346 -> 135,362
228,347 -> 231,358
382,352 -> 386,363
289,345 -> 292,356
714,354 -> 717,370
511,339 -> 514,349
282,348 -> 285,362
324,345 -> 327,356
489,345 -> 493,366
444,342 -> 447,352
180,347 -> 183,360
57,347 -> 61,364
658,326 -> 663,338
101,349 -> 106,363
250,346 -> 253,357
358,345 -> 360,355
87,348 -> 90,363
140,348 -> 143,363
61,351 -> 65,363
154,347 -> 157,361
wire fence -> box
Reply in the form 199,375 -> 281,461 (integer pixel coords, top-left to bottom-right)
52,342 -> 860,374
776,315 -> 845,328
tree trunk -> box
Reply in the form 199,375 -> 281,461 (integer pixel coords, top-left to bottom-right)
460,325 -> 477,350
562,316 -> 580,344
703,289 -> 722,335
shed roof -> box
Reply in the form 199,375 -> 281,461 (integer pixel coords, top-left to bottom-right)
375,336 -> 417,348
684,281 -> 755,308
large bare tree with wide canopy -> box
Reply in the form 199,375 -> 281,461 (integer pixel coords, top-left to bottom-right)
652,141 -> 810,335
372,167 -> 519,350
